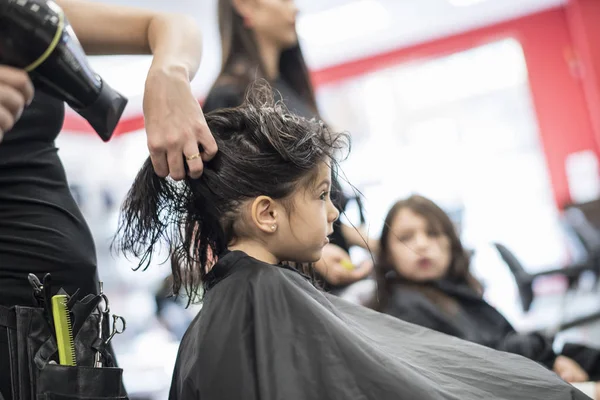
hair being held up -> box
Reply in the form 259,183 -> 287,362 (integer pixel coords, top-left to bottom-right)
114,82 -> 349,303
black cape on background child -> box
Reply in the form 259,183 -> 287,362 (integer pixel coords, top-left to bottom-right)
169,250 -> 588,400
383,277 -> 600,380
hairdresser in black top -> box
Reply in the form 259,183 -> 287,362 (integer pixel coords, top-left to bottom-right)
372,195 -> 600,398
0,1 -> 217,398
202,0 -> 376,290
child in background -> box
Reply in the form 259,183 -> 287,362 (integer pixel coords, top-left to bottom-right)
373,194 -> 600,399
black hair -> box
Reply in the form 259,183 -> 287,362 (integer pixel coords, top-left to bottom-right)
114,83 -> 349,303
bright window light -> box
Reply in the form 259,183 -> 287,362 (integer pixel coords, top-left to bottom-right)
448,0 -> 489,6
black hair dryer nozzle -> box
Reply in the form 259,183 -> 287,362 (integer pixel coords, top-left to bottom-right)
0,0 -> 128,141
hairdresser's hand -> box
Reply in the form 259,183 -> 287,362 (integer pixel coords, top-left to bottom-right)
0,66 -> 34,143
143,66 -> 217,180
553,356 -> 589,383
314,244 -> 374,286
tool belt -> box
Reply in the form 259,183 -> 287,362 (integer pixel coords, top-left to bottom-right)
0,274 -> 126,400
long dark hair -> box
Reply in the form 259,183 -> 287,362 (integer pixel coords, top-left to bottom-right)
216,0 -> 318,111
114,84 -> 348,303
373,195 -> 482,312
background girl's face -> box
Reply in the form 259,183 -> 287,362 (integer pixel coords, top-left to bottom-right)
248,0 -> 299,50
386,208 -> 452,282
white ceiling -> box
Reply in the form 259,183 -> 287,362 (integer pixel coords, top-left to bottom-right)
296,0 -> 566,68
84,0 -> 565,115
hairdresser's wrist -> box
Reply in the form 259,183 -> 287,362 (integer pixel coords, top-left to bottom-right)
146,12 -> 202,81
146,62 -> 191,87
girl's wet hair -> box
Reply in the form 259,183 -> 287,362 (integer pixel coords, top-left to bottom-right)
114,83 -> 349,303
372,195 -> 482,312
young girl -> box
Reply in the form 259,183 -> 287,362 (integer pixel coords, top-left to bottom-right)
373,194 -> 600,398
203,0 -> 376,290
116,89 -> 588,399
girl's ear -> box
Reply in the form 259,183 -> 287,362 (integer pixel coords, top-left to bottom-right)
250,195 -> 279,233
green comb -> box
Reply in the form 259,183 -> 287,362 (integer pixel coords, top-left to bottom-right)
51,294 -> 76,366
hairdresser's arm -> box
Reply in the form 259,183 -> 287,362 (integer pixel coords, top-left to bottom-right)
56,0 -> 217,180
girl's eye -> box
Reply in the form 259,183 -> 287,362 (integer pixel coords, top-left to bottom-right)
397,234 -> 411,242
320,191 -> 329,201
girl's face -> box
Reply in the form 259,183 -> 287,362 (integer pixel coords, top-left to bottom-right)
275,162 -> 339,263
246,0 -> 299,50
386,208 -> 452,282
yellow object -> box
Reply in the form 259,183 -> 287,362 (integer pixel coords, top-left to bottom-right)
340,259 -> 354,270
51,294 -> 77,366
25,10 -> 65,72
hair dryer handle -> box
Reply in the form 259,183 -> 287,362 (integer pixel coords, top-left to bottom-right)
73,78 -> 128,142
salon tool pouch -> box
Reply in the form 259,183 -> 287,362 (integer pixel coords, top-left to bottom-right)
0,305 -> 53,400
0,298 -> 121,400
36,364 -> 126,400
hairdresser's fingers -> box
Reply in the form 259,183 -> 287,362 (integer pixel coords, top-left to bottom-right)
358,258 -> 375,272
148,148 -> 169,178
0,106 -> 16,139
328,263 -> 368,286
0,79 -> 30,142
321,261 -> 369,287
193,111 -> 218,163
183,141 -> 204,179
327,259 -> 373,286
167,146 -> 186,181
348,260 -> 374,281
142,65 -> 211,180
0,82 -> 27,118
0,66 -> 34,106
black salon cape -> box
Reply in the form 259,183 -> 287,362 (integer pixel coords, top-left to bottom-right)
169,251 -> 588,400
384,280 -> 600,380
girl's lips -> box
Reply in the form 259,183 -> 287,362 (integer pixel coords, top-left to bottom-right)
418,258 -> 433,269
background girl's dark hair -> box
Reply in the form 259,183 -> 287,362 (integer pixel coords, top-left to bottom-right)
216,0 -> 318,112
372,195 -> 483,313
114,83 -> 349,304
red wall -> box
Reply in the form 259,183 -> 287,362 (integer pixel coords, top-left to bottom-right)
311,8 -> 599,208
566,0 -> 600,153
64,7 -> 600,208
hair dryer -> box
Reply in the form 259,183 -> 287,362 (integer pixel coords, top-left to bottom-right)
0,0 -> 128,141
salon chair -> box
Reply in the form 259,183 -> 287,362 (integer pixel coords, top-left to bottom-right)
563,199 -> 600,283
494,242 -> 600,333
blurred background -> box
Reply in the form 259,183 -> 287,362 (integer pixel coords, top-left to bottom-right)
54,0 -> 600,397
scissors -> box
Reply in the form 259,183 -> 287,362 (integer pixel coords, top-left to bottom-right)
94,282 -> 111,368
104,314 -> 126,347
